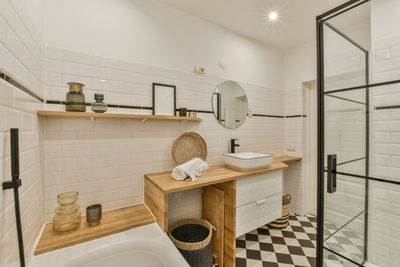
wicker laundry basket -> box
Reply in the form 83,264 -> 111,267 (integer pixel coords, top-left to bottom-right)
168,219 -> 215,267
268,194 -> 291,229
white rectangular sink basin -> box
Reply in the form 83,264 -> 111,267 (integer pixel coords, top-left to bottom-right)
223,152 -> 274,171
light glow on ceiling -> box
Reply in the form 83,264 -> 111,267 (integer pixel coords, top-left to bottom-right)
268,11 -> 278,21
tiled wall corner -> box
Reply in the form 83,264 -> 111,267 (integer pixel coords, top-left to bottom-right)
282,161 -> 304,215
0,0 -> 45,265
283,89 -> 305,215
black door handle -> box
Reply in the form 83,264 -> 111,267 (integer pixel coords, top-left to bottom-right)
327,154 -> 337,193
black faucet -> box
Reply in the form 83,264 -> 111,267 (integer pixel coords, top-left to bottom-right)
230,139 -> 240,153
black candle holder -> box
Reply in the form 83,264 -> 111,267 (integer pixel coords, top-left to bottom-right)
86,204 -> 102,226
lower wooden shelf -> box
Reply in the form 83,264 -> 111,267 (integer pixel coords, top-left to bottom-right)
34,204 -> 154,255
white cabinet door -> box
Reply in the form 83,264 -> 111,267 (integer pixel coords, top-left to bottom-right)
236,193 -> 282,237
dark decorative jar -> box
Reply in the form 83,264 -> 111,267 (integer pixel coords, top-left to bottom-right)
66,82 -> 86,112
179,107 -> 187,117
86,204 -> 102,226
91,94 -> 107,113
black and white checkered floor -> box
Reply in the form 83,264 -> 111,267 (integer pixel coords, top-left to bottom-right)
323,221 -> 364,265
235,214 -> 317,267
219,214 -> 366,267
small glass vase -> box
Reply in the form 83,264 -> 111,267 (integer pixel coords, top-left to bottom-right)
66,82 -> 86,112
53,192 -> 81,234
91,93 -> 107,113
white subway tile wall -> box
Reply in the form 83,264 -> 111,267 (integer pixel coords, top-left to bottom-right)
0,0 -> 45,265
283,89 -> 305,215
282,161 -> 304,215
369,34 -> 400,267
42,47 -> 286,223
0,104 -> 43,265
0,0 -> 44,98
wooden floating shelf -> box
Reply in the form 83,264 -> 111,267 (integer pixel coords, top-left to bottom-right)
34,204 -> 155,255
37,110 -> 202,122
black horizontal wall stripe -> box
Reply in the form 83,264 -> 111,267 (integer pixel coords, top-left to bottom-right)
285,115 -> 307,118
176,109 -> 214,114
46,100 -> 308,119
253,114 -> 285,118
375,105 -> 400,111
285,115 -> 302,118
0,72 -> 44,102
46,100 -> 153,110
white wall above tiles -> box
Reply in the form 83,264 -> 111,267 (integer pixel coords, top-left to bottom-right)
284,41 -> 316,92
44,0 -> 283,89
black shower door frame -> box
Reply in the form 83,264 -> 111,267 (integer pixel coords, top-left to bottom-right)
316,0 -> 370,266
317,1 -> 400,266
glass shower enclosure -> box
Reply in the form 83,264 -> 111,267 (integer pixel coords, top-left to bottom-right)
317,0 -> 400,266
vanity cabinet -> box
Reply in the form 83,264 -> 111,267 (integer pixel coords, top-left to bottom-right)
144,156 -> 301,267
235,171 -> 283,237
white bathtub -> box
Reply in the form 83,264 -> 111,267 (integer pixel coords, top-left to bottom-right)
26,223 -> 189,267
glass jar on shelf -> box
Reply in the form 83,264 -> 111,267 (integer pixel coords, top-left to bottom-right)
66,82 -> 86,112
53,191 -> 81,233
91,93 -> 107,113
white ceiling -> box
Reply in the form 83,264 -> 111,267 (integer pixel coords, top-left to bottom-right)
157,0 -> 349,50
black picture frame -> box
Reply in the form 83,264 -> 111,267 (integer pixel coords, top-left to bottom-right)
152,83 -> 177,116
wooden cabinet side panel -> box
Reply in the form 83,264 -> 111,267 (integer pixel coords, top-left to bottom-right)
215,181 -> 236,267
203,186 -> 224,267
144,179 -> 168,231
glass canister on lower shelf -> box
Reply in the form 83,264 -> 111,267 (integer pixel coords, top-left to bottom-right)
66,82 -> 86,112
91,93 -> 108,113
53,191 -> 81,233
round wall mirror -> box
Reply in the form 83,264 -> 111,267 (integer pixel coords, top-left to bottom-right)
212,80 -> 248,129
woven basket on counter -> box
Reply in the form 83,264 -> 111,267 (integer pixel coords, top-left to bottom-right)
268,194 -> 291,229
168,218 -> 215,267
172,132 -> 207,165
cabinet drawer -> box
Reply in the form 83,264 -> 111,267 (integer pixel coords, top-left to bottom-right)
236,170 -> 282,207
236,193 -> 282,237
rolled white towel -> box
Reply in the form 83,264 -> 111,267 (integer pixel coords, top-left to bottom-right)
172,158 -> 209,181
172,167 -> 187,181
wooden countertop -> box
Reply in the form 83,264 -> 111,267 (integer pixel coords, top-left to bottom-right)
145,155 -> 301,194
34,204 -> 155,255
276,155 -> 302,163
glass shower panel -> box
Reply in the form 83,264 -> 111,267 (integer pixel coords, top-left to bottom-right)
326,1 -> 371,51
322,21 -> 368,266
323,248 -> 360,267
324,25 -> 367,92
325,88 -> 366,176
323,172 -> 366,264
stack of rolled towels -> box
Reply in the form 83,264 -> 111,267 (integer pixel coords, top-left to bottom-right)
172,157 -> 209,181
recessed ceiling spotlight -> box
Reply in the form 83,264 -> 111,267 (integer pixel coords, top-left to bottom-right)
269,11 -> 278,21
